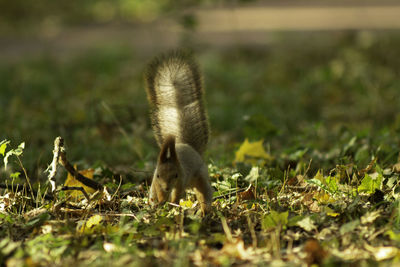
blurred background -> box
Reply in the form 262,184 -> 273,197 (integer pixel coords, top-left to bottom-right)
1,0 -> 400,181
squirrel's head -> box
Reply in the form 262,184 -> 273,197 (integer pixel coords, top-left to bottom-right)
154,135 -> 181,202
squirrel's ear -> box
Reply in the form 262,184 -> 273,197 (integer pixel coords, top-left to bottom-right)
159,136 -> 177,163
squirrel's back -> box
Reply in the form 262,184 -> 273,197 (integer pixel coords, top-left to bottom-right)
145,52 -> 209,154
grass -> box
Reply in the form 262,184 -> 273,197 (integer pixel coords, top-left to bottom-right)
1,31 -> 400,266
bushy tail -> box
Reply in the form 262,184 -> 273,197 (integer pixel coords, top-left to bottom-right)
145,51 -> 209,155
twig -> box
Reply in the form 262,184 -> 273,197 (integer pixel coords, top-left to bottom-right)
304,158 -> 312,177
16,155 -> 35,201
57,145 -> 103,191
100,212 -> 139,222
213,187 -> 248,200
220,215 -> 233,242
46,136 -> 105,201
167,202 -> 180,208
47,136 -> 63,192
279,165 -> 291,195
358,157 -> 378,177
111,175 -> 123,200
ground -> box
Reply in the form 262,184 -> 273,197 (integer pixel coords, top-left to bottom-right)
1,29 -> 400,266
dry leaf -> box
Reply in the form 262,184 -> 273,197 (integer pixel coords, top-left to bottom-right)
296,216 -> 317,232
238,185 -> 256,201
308,201 -> 321,213
221,238 -> 254,260
64,166 -> 96,199
304,238 -> 327,266
361,210 -> 381,225
234,139 -> 273,165
365,244 -> 399,261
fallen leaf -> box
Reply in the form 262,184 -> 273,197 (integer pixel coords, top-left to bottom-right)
262,210 -> 288,231
332,245 -> 370,261
304,238 -> 327,266
393,162 -> 400,173
238,185 -> 256,201
85,214 -> 103,229
385,230 -> 400,243
365,244 -> 399,261
326,212 -> 340,217
296,216 -> 317,232
313,191 -> 335,204
179,199 -> 194,208
244,166 -> 260,183
358,172 -> 383,194
234,139 -> 273,165
361,210 -> 381,225
221,238 -> 254,260
287,175 -> 305,186
64,167 -> 96,199
308,201 -> 321,213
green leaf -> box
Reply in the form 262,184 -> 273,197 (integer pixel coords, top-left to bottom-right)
386,230 -> 400,243
306,170 -> 339,195
358,173 -> 383,194
306,178 -> 333,194
3,142 -> 25,169
288,215 -> 305,227
0,140 -> 10,156
262,210 -> 288,231
326,176 -> 339,193
10,172 -> 20,179
0,237 -> 21,256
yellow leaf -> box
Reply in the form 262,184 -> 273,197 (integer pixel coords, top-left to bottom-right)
86,214 -> 103,228
314,191 -> 335,204
64,166 -> 96,199
325,205 -> 340,217
327,212 -> 340,217
234,139 -> 273,165
79,214 -> 103,234
179,199 -> 194,208
314,170 -> 324,182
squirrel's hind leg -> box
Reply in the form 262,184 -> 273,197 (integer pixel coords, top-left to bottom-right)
193,165 -> 213,215
149,178 -> 159,206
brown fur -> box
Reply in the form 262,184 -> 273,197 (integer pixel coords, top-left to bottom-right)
159,135 -> 177,163
145,51 -> 209,155
146,52 -> 213,214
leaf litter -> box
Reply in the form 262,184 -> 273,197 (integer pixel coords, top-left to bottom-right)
1,131 -> 400,267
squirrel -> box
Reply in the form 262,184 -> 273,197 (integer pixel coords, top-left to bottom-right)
145,51 -> 213,214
